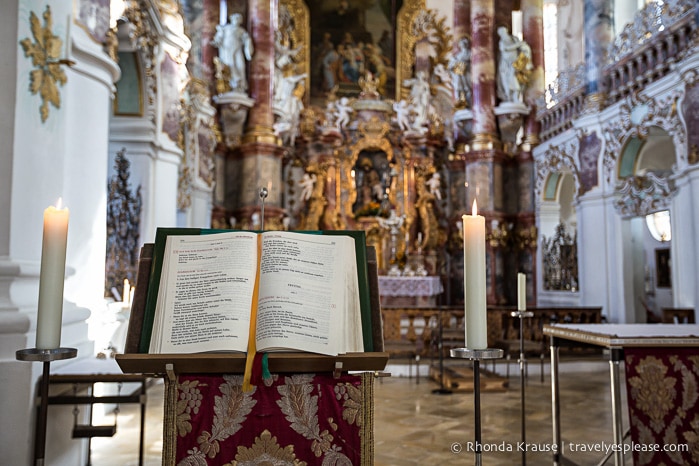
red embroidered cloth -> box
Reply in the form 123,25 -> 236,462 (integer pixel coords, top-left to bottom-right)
624,347 -> 699,465
165,372 -> 372,465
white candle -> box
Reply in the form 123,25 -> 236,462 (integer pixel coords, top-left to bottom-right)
123,279 -> 131,304
462,200 -> 487,349
36,199 -> 69,349
517,272 -> 526,311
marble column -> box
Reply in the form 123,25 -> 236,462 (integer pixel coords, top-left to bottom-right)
453,0 -> 471,49
521,0 -> 544,150
244,0 -> 275,142
470,0 -> 498,149
228,0 -> 284,224
583,0 -> 614,109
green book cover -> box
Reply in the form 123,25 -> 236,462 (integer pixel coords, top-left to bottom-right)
139,228 -> 373,353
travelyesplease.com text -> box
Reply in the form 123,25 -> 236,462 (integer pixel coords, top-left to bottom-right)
450,441 -> 689,455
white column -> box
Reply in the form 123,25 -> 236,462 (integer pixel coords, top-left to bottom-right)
1,2 -> 118,464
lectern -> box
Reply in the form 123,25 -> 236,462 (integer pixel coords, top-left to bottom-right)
116,242 -> 388,465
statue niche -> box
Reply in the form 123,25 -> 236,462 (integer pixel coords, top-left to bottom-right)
352,150 -> 396,219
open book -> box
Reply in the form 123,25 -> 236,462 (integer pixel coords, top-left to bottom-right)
148,230 -> 364,356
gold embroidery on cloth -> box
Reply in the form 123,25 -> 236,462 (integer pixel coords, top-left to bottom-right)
628,355 -> 676,433
683,416 -> 699,463
277,374 -> 334,457
227,429 -> 307,465
198,375 -> 258,459
176,380 -> 206,437
334,382 -> 363,428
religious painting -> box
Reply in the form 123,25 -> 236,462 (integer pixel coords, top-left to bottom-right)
579,131 -> 601,193
306,0 -> 403,102
655,248 -> 671,288
681,81 -> 699,159
76,0 -> 111,43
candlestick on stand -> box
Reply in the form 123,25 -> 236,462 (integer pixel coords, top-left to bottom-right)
17,199 -> 76,465
377,210 -> 405,276
512,272 -> 533,465
259,186 -> 268,231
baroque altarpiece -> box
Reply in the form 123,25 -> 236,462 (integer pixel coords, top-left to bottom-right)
209,0 -> 537,307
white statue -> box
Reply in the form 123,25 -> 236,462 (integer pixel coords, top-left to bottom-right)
448,37 -> 472,107
212,13 -> 254,92
496,26 -> 531,103
393,100 -> 411,132
426,172 -> 442,200
299,173 -> 317,201
403,70 -> 430,130
334,97 -> 353,129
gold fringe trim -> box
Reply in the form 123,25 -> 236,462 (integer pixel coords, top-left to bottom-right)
361,372 -> 375,465
162,376 -> 178,465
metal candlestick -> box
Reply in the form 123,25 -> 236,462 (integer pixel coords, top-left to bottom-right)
16,347 -> 78,466
450,347 -> 504,466
377,211 -> 405,276
259,187 -> 268,231
511,310 -> 534,466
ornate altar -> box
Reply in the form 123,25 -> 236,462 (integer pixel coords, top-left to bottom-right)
210,0 -> 539,307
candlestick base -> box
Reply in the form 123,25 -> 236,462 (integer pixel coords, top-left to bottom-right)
450,347 -> 503,466
16,347 -> 77,466
450,348 -> 504,360
16,347 -> 78,362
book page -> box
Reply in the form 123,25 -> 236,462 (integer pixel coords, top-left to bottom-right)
151,232 -> 258,353
255,232 -> 362,355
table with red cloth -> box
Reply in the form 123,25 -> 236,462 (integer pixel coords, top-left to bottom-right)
544,323 -> 699,466
162,371 -> 374,466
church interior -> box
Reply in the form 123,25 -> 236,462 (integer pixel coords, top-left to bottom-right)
2,0 -> 699,464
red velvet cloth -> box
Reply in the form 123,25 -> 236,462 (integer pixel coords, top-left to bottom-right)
172,372 -> 366,465
624,347 -> 699,465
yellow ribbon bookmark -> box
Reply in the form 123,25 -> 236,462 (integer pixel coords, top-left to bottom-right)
242,234 -> 262,392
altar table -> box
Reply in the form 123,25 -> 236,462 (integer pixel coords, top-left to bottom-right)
378,275 -> 443,307
544,323 -> 699,466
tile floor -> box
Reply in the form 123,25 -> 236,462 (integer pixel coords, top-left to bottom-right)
89,356 -> 630,465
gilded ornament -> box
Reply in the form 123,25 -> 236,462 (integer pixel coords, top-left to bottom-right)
20,5 -> 74,122
232,429 -> 307,465
396,1 -> 452,101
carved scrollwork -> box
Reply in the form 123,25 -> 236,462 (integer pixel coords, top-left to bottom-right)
535,139 -> 582,204
613,172 -> 678,218
602,90 -> 686,183
609,0 -> 694,62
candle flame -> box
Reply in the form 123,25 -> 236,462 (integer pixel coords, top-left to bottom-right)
55,197 -> 64,209
472,199 -> 478,216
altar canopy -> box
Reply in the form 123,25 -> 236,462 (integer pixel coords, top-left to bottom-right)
164,372 -> 374,466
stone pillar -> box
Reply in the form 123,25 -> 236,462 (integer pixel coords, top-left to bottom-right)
583,0 -> 614,109
453,0 -> 471,47
470,0 -> 498,150
521,0 -> 544,150
244,0 -> 275,141
229,0 -> 284,225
